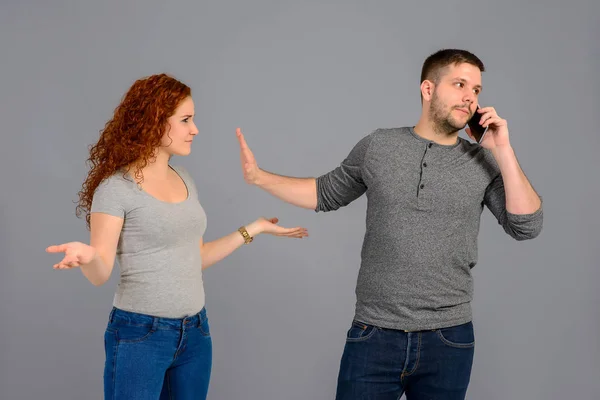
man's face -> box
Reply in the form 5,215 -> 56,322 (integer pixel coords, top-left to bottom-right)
428,62 -> 482,134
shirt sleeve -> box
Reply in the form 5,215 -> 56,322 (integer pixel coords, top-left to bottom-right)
483,161 -> 544,241
90,175 -> 127,218
315,132 -> 374,212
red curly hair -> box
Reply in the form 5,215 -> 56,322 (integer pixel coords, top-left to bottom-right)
76,73 -> 191,228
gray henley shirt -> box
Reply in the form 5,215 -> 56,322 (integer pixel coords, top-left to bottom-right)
316,126 -> 543,331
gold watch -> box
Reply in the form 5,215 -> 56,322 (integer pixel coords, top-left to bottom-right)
238,226 -> 253,244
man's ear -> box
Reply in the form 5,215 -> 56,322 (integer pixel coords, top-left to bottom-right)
420,80 -> 435,102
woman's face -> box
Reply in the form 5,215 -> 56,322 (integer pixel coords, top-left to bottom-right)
161,96 -> 199,156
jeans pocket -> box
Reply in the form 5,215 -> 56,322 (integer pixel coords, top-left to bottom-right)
436,322 -> 475,349
346,320 -> 378,342
108,322 -> 157,344
198,315 -> 210,337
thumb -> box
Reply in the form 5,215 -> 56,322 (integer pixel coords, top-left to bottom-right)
46,244 -> 68,253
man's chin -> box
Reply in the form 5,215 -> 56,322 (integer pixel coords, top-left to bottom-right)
448,117 -> 468,131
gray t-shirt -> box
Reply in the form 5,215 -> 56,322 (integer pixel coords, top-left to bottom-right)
91,165 -> 207,318
316,127 -> 543,331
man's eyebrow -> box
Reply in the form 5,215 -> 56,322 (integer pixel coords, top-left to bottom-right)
454,77 -> 482,91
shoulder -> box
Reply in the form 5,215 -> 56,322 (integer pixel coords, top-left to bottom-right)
359,127 -> 420,154
94,170 -> 135,195
91,170 -> 137,216
372,127 -> 409,137
368,127 -> 420,144
348,128 -> 402,150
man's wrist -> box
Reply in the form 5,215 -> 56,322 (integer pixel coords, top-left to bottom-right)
491,144 -> 515,161
253,169 -> 266,187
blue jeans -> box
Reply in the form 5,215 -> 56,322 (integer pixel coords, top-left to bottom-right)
336,320 -> 475,400
103,307 -> 212,399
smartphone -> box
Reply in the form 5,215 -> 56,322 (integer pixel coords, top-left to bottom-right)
467,105 -> 488,143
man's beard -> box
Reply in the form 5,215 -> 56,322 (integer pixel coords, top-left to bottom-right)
429,91 -> 470,136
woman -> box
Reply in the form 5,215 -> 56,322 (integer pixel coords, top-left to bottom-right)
45,73 -> 308,399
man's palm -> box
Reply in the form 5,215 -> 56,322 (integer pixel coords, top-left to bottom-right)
236,128 -> 259,184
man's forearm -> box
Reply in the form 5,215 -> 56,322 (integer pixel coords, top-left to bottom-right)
255,169 -> 318,210
491,145 -> 541,214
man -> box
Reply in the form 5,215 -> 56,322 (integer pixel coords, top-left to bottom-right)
236,49 -> 543,399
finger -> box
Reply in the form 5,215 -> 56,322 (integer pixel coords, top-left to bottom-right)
57,260 -> 79,269
480,107 -> 499,118
478,106 -> 495,114
60,254 -> 80,266
280,232 -> 307,238
481,113 -> 499,127
271,228 -> 299,236
67,257 -> 80,266
236,128 -> 250,149
289,229 -> 309,236
240,144 -> 255,164
237,134 -> 256,163
274,228 -> 308,236
50,252 -> 77,270
242,146 -> 255,161
277,226 -> 306,233
236,127 -> 247,143
478,109 -> 494,120
286,231 -> 309,238
483,117 -> 504,128
46,244 -> 68,253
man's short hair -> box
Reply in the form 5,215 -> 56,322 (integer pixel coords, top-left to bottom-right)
420,49 -> 485,85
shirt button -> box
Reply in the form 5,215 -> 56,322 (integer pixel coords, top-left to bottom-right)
420,184 -> 425,189
423,162 -> 427,167
428,143 -> 433,148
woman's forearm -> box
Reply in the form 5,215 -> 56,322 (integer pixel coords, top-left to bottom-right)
80,251 -> 113,286
200,221 -> 262,269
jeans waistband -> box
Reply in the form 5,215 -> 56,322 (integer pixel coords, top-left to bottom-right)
108,307 -> 207,330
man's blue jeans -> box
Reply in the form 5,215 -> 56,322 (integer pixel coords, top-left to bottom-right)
336,320 -> 475,399
103,307 -> 212,399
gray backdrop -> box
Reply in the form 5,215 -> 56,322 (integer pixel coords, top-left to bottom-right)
1,0 -> 598,399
